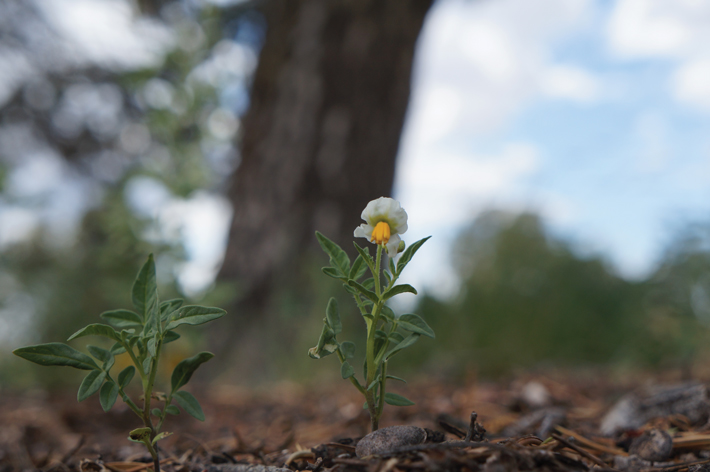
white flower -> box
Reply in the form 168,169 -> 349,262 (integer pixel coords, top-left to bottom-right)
353,197 -> 408,258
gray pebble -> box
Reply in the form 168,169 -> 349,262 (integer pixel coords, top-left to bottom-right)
355,425 -> 427,458
629,429 -> 673,462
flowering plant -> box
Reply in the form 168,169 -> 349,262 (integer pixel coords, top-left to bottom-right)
310,197 -> 433,431
13,255 -> 225,472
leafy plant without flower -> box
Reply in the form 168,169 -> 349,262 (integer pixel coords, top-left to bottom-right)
310,197 -> 433,431
13,255 -> 225,472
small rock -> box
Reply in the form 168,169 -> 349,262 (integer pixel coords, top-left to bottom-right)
521,381 -> 551,408
689,464 -> 710,472
355,425 -> 427,458
629,429 -> 673,462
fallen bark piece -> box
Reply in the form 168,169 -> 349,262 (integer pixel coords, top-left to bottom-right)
601,384 -> 710,436
355,425 -> 427,458
630,429 -> 673,462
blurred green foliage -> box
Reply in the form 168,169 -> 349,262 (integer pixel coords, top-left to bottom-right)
411,211 -> 708,378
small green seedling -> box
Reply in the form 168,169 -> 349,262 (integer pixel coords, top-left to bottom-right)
310,197 -> 434,431
13,255 -> 225,472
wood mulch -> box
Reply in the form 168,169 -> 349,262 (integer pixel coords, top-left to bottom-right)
3,371 -> 710,472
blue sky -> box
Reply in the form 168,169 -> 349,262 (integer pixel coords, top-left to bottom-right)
395,0 -> 710,297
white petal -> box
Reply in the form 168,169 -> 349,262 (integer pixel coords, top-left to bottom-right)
385,234 -> 401,258
354,224 -> 373,240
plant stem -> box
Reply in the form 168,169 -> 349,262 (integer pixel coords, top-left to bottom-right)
364,244 -> 385,431
377,361 -> 387,417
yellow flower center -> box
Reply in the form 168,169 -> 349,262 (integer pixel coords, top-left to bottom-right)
370,221 -> 391,245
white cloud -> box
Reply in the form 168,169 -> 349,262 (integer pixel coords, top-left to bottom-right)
541,65 -> 600,103
606,0 -> 710,110
672,59 -> 710,110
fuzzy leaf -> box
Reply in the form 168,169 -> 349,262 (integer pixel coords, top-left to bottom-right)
160,299 -> 184,321
171,352 -> 214,392
339,341 -> 356,359
349,255 -> 368,281
87,345 -> 114,371
163,330 -> 181,344
383,284 -> 417,300
316,231 -> 350,276
353,242 -> 374,269
68,324 -> 121,342
347,280 -> 378,303
100,381 -> 119,411
384,392 -> 415,406
321,267 -> 346,280
325,298 -> 341,335
173,390 -> 205,421
100,309 -> 143,329
128,427 -> 152,444
13,343 -> 98,370
152,432 -> 173,445
384,333 -> 420,360
132,255 -> 159,324
78,370 -> 106,402
165,405 -> 180,415
118,366 -> 135,388
396,236 -> 430,274
397,314 -> 435,338
387,375 -> 407,383
341,361 -> 355,379
165,306 -> 226,331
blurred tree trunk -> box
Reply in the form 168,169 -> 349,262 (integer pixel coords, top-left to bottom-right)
219,0 -> 432,313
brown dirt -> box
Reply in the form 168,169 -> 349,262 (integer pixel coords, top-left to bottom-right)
3,371 -> 710,472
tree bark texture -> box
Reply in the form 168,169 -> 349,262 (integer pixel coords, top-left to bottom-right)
219,0 -> 432,310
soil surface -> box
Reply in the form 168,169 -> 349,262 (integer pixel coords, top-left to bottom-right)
4,371 -> 710,472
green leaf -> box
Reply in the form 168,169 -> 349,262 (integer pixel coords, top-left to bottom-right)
380,305 -> 396,321
308,324 -> 338,359
349,255 -> 368,281
87,345 -> 114,372
132,254 -> 159,324
100,381 -> 119,411
147,336 -> 158,357
109,342 -> 126,355
67,324 -> 121,342
322,267 -> 346,280
316,231 -> 350,276
142,356 -> 152,374
128,427 -> 152,444
165,306 -> 226,331
389,258 -> 397,276
397,236 -> 430,274
384,333 -> 420,360
389,332 -> 404,344
387,375 -> 407,383
367,374 -> 381,391
163,330 -> 181,344
170,352 -> 215,392
13,343 -> 99,370
341,361 -> 355,379
325,298 -> 341,335
398,314 -> 435,338
165,405 -> 180,415
384,392 -> 415,406
353,242 -> 374,269
347,280 -> 378,303
118,366 -> 135,388
339,341 -> 356,359
151,408 -> 162,417
152,432 -> 173,445
383,284 -> 417,300
78,370 -> 106,402
363,277 -> 375,290
160,299 -> 184,321
173,390 -> 205,421
383,270 -> 393,284
86,345 -> 111,363
100,310 -> 143,329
